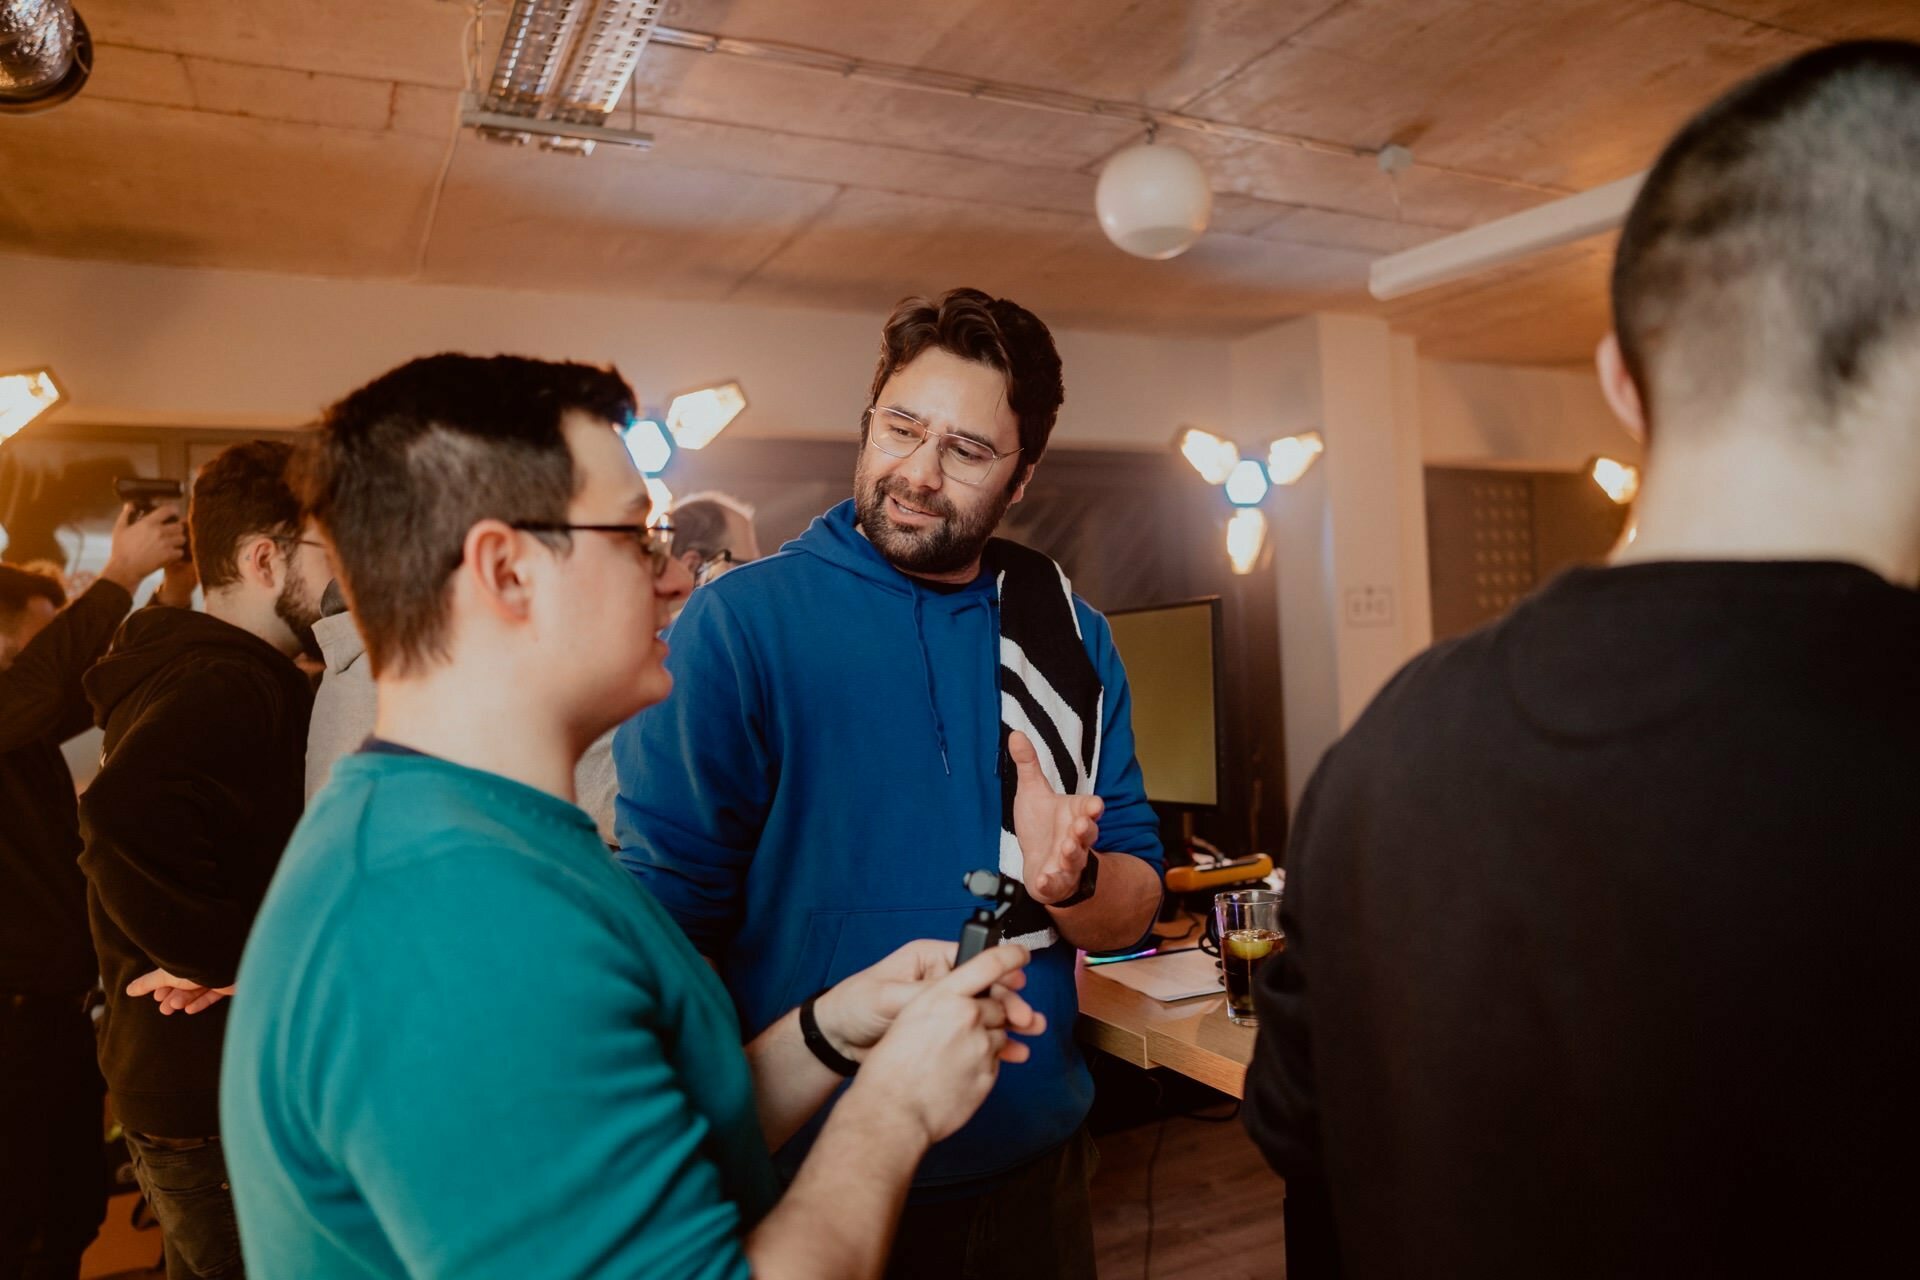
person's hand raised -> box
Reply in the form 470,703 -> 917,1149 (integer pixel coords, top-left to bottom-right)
101,504 -> 186,594
1010,730 -> 1103,905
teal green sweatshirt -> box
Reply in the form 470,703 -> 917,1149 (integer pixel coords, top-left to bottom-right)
220,752 -> 778,1279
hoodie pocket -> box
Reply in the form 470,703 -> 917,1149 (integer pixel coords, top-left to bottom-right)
772,909 -> 849,1017
822,907 -> 966,988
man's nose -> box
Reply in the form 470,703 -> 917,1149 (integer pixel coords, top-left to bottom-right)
899,435 -> 945,492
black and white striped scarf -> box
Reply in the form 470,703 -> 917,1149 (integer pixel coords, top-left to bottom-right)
989,540 -> 1104,950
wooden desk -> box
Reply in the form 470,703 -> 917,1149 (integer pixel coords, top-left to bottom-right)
1074,953 -> 1257,1098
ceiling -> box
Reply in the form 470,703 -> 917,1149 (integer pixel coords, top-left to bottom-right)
3,0 -> 1918,363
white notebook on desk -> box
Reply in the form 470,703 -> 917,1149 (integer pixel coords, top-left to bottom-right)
1091,947 -> 1224,1002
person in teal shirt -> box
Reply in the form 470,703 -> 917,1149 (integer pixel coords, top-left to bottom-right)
211,355 -> 1043,1279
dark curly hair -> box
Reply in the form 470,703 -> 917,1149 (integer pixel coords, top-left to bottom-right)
867,288 -> 1065,480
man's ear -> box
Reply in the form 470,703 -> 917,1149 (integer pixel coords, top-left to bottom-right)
1596,332 -> 1648,444
1008,461 -> 1035,507
237,535 -> 280,590
460,520 -> 536,624
678,550 -> 704,575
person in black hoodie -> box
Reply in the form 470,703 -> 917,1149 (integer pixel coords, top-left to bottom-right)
78,440 -> 326,1280
1241,42 -> 1920,1279
1,510 -> 185,1280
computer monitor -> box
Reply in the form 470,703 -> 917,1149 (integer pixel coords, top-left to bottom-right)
1105,597 -> 1223,810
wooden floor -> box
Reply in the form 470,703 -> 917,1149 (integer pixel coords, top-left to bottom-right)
85,1109 -> 1290,1280
1089,1111 -> 1288,1279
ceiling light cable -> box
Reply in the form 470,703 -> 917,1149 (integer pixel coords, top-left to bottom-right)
647,25 -> 1573,200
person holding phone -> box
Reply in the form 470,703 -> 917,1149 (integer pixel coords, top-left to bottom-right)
1,503 -> 183,1280
220,354 -> 1043,1280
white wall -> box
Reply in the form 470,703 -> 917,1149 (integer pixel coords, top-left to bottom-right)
0,252 -> 1231,449
1419,357 -> 1641,469
1228,314 -> 1437,809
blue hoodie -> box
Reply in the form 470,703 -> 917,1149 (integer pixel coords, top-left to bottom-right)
614,499 -> 1163,1193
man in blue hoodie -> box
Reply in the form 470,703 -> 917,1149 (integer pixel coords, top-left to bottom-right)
615,288 -> 1165,1279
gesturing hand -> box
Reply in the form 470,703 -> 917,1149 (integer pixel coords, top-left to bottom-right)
126,968 -> 233,1016
1009,730 -> 1103,905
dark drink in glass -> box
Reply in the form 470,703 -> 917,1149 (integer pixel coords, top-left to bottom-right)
1222,928 -> 1283,1020
1212,889 -> 1283,1025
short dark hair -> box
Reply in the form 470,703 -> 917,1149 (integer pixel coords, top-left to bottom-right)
296,354 -> 636,677
867,288 -> 1065,476
1613,40 -> 1920,426
0,563 -> 66,621
191,440 -> 303,592
672,493 -> 754,561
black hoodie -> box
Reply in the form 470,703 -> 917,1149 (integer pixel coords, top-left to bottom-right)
0,580 -> 133,997
1243,562 -> 1920,1277
80,606 -> 312,1138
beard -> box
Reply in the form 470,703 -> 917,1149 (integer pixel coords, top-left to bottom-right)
854,464 -> 1016,577
275,558 -> 323,661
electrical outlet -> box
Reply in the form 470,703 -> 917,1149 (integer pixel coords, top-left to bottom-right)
1344,585 -> 1395,628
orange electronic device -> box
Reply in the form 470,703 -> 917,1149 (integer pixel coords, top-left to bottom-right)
1163,854 -> 1273,895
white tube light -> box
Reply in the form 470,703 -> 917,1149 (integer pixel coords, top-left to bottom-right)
1226,508 -> 1267,576
0,368 -> 62,443
665,381 -> 747,450
1368,172 -> 1646,301
1266,432 -> 1324,486
1590,456 -> 1640,505
1176,427 -> 1238,486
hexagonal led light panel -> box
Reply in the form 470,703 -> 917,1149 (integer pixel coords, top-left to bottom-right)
624,417 -> 673,476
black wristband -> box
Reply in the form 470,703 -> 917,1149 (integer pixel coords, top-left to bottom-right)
799,988 -> 860,1077
1054,851 -> 1101,909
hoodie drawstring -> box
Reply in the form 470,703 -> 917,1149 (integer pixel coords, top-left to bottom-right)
910,587 -> 952,777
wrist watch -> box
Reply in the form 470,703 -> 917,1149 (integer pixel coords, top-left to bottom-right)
1053,851 -> 1101,909
799,988 -> 860,1077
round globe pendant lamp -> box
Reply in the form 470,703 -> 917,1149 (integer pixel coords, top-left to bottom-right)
1095,133 -> 1213,260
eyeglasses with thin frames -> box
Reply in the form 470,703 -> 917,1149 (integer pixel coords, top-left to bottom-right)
509,517 -> 677,576
864,406 -> 1020,486
694,548 -> 738,587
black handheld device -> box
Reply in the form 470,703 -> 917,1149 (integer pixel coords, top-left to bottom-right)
113,476 -> 182,518
112,477 -> 192,562
955,868 -> 1022,965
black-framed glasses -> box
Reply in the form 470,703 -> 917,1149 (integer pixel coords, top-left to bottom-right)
693,548 -> 737,587
864,406 -> 1020,486
272,536 -> 330,554
510,517 -> 677,576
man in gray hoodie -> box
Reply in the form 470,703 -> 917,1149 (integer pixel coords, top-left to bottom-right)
305,580 -> 622,843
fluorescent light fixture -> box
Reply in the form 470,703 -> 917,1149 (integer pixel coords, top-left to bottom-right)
473,0 -> 664,155
1368,172 -> 1646,301
1177,427 -> 1238,486
461,100 -> 654,151
1226,508 -> 1267,576
1590,456 -> 1640,505
624,417 -> 673,476
0,368 -> 63,443
645,477 -> 674,519
1224,458 -> 1270,508
1266,432 -> 1324,485
665,381 -> 747,450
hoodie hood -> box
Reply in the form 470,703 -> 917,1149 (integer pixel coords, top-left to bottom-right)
85,606 -> 303,727
313,610 -> 366,677
785,500 -> 997,774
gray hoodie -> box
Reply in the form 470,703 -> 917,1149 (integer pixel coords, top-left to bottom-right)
304,611 -> 620,844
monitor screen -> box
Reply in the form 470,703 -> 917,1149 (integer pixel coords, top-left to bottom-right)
1106,599 -> 1219,808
